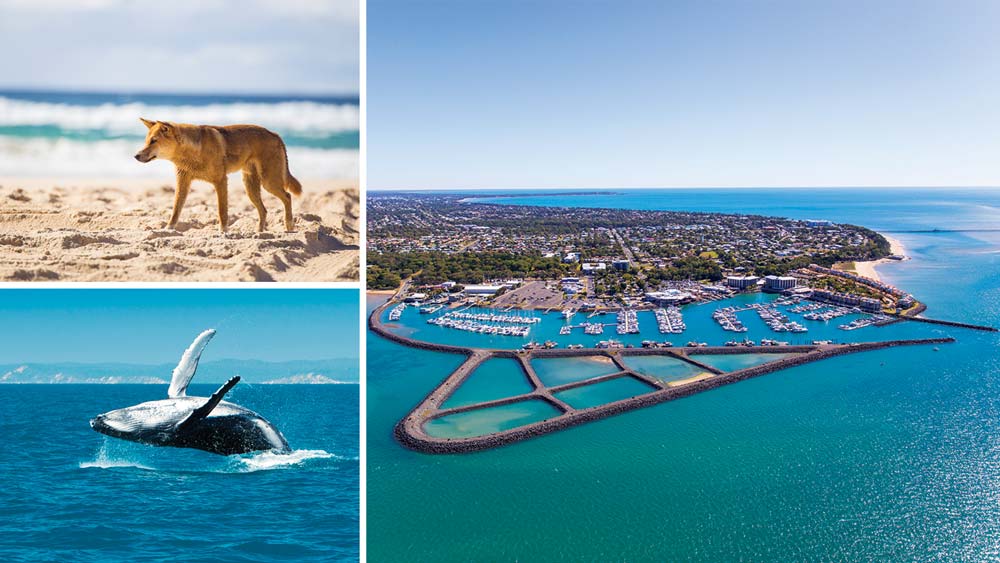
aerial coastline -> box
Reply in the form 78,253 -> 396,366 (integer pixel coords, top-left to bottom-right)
364,191 -> 1000,454
368,191 -> 913,315
851,233 -> 907,282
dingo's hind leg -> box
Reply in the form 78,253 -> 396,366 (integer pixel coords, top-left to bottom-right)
168,171 -> 192,229
243,166 -> 267,232
213,176 -> 229,232
262,167 -> 294,232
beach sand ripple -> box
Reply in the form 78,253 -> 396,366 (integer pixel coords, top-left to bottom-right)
0,178 -> 358,282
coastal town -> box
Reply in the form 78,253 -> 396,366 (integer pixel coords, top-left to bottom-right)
368,192 -> 918,322
368,193 -> 891,276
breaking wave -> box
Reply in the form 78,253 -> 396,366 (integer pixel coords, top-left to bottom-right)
0,92 -> 358,178
0,137 -> 357,178
0,96 -> 359,137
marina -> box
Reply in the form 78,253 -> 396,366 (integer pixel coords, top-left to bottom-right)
803,306 -> 854,322
385,292 -> 945,352
749,303 -> 808,333
654,307 -> 686,334
368,188 -> 1000,562
840,314 -> 893,331
616,310 -> 639,335
712,307 -> 748,332
388,302 -> 407,321
371,297 -> 954,453
427,315 -> 531,337
445,311 -> 541,325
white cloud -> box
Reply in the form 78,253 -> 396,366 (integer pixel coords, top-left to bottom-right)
254,0 -> 358,21
0,0 -> 123,11
0,0 -> 358,93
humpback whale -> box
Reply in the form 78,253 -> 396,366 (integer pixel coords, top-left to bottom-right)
90,329 -> 290,456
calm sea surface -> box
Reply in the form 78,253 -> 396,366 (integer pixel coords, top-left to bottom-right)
368,188 -> 1000,561
1,384 -> 359,562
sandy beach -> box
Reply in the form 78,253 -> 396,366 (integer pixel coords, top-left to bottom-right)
852,233 -> 906,282
0,177 -> 358,282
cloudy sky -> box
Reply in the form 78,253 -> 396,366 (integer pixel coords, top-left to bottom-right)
369,0 -> 1000,189
0,0 -> 358,94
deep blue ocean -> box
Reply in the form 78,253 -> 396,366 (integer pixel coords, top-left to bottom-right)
369,188 -> 1000,561
0,90 -> 359,178
1,383 -> 359,562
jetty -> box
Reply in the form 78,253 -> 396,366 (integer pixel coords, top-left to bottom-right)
892,314 -> 998,332
370,299 -> 955,454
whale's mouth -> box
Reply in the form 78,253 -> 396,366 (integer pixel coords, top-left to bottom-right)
90,415 -> 113,435
90,414 -> 134,441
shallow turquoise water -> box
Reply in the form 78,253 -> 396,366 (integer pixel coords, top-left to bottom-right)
621,355 -> 706,382
554,376 -> 659,409
694,352 -> 796,372
442,358 -> 534,408
425,399 -> 563,438
368,189 -> 1000,562
531,356 -> 621,387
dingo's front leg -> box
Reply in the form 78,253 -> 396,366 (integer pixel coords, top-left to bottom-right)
168,171 -> 191,229
213,176 -> 229,232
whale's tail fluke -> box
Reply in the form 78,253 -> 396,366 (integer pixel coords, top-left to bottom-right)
169,329 -> 217,398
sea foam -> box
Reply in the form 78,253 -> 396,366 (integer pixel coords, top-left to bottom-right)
0,136 -> 357,178
234,449 -> 343,472
0,97 -> 359,135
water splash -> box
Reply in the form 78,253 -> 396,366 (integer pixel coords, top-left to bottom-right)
79,441 -> 153,471
80,439 -> 347,474
233,449 -> 341,472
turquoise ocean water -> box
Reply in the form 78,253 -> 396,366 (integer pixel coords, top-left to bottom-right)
368,188 -> 1000,561
1,384 -> 359,562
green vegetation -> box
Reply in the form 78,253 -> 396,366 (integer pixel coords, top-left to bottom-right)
367,265 -> 402,291
368,252 -> 571,287
809,276 -> 883,299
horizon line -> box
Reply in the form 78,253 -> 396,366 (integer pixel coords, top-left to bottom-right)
0,357 -> 361,366
369,185 -> 1000,191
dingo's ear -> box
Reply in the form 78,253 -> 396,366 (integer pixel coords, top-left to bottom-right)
159,122 -> 172,135
140,117 -> 156,129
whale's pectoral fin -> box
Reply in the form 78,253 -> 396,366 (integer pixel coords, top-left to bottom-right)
168,329 -> 217,398
174,376 -> 240,433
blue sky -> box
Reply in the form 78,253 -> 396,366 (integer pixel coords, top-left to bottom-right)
0,0 -> 358,94
368,0 -> 1000,189
0,289 -> 359,364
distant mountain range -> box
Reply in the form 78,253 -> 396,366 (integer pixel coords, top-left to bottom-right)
0,358 -> 359,384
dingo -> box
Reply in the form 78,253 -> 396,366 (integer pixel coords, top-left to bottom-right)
134,118 -> 302,232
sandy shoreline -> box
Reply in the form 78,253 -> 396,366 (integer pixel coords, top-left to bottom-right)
367,289 -> 399,296
0,177 -> 358,281
852,233 -> 906,282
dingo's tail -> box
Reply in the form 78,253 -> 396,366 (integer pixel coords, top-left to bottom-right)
281,140 -> 303,196
285,173 -> 302,196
